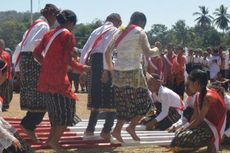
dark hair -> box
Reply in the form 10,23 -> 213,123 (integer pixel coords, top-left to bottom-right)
213,48 -> 219,53
208,82 -> 225,96
106,13 -> 121,22
0,59 -> 7,74
166,43 -> 174,49
188,69 -> 208,106
207,47 -> 212,52
129,11 -> 147,27
40,4 -> 59,16
57,10 -> 77,25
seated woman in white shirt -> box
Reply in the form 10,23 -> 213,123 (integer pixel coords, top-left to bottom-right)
0,59 -> 34,153
168,81 -> 198,132
140,73 -> 183,130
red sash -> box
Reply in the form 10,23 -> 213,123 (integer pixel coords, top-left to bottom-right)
115,24 -> 137,48
85,28 -> 112,63
15,19 -> 45,66
176,99 -> 184,111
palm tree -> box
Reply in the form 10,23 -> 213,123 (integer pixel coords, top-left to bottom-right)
214,5 -> 230,33
193,6 -> 213,27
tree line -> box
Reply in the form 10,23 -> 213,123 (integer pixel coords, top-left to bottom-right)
0,5 -> 230,51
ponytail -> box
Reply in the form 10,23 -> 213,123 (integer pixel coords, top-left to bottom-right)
57,10 -> 77,25
199,86 -> 207,107
188,69 -> 208,107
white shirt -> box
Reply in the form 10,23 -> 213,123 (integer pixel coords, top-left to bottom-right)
151,86 -> 182,122
80,22 -> 119,68
224,94 -> 230,110
186,55 -> 193,64
208,55 -> 221,79
224,94 -> 230,137
0,100 -> 17,152
193,55 -> 202,64
172,93 -> 197,129
20,16 -> 49,52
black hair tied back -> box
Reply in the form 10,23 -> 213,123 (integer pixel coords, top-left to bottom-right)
56,12 -> 67,25
188,69 -> 208,107
57,10 -> 77,25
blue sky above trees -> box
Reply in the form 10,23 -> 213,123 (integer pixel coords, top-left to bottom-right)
1,0 -> 230,30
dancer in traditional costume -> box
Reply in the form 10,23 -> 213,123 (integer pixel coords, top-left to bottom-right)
15,4 -> 59,142
141,73 -> 183,131
168,81 -> 198,132
171,69 -> 226,153
103,12 -> 160,142
33,10 -> 88,152
80,13 -> 122,140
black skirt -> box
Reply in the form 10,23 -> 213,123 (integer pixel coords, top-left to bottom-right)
114,86 -> 152,121
0,80 -> 13,109
171,121 -> 213,148
46,93 -> 81,127
87,53 -> 116,112
19,52 -> 50,112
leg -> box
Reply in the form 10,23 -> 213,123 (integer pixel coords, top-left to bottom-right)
45,94 -> 75,152
20,111 -> 45,142
101,112 -> 116,140
111,119 -> 125,142
47,126 -> 66,153
85,111 -> 99,135
73,74 -> 80,93
126,116 -> 142,141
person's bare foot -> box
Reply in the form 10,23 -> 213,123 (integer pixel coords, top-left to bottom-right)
84,131 -> 94,136
111,131 -> 124,143
145,121 -> 155,130
100,132 -> 111,141
48,141 -> 64,153
126,126 -> 140,141
20,124 -> 40,143
41,140 -> 50,147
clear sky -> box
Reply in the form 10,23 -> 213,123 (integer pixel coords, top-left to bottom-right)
1,0 -> 230,30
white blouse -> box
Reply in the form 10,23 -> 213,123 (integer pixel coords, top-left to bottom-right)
114,27 -> 159,71
151,86 -> 182,122
0,101 -> 17,152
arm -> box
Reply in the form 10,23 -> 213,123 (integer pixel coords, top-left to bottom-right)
155,96 -> 170,122
185,97 -> 211,130
140,31 -> 160,57
104,34 -> 117,71
71,58 -> 85,74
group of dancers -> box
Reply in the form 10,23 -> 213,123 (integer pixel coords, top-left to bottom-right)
0,3 -> 229,153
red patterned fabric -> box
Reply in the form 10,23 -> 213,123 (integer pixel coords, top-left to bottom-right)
33,27 -> 84,100
0,51 -> 11,79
